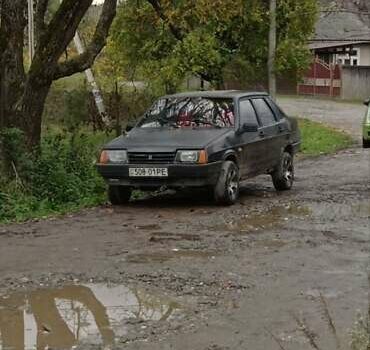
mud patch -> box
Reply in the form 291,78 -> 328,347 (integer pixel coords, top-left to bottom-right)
0,284 -> 181,350
149,232 -> 201,243
126,250 -> 217,264
0,229 -> 45,238
220,204 -> 311,234
253,239 -> 288,249
134,224 -> 161,231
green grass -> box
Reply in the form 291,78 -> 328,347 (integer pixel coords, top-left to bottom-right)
0,129 -> 113,224
298,118 -> 354,157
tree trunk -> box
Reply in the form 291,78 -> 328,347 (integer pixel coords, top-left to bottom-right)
21,75 -> 53,149
0,0 -> 27,131
0,0 -> 117,151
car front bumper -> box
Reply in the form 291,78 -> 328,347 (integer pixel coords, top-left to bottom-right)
96,161 -> 223,188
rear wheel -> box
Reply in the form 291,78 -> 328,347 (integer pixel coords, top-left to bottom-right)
108,186 -> 132,205
363,138 -> 370,148
214,161 -> 240,205
271,151 -> 294,191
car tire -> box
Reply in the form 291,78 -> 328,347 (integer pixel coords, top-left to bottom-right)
214,161 -> 240,205
108,186 -> 132,205
271,151 -> 294,191
363,138 -> 370,148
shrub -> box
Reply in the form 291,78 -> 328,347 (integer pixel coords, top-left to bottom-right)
0,129 -> 111,222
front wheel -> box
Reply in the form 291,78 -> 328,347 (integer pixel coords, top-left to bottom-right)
271,152 -> 294,191
108,186 -> 132,205
214,161 -> 240,205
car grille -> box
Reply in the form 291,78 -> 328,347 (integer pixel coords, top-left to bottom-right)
128,152 -> 176,164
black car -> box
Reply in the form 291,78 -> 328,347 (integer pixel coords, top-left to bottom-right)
97,91 -> 301,205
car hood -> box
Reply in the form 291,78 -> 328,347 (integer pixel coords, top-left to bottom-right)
105,128 -> 232,152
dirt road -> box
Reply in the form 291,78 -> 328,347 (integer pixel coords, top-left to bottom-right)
278,96 -> 367,140
0,98 -> 369,350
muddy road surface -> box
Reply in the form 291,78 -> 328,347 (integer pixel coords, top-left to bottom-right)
0,97 -> 369,350
0,148 -> 369,350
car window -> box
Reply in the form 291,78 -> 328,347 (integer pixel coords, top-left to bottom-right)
252,98 -> 277,127
239,100 -> 259,126
138,97 -> 235,129
265,97 -> 283,120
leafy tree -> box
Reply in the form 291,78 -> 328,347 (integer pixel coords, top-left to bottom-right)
109,0 -> 318,94
0,0 -> 117,149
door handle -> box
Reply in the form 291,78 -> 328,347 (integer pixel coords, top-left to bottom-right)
278,125 -> 284,132
259,131 -> 265,137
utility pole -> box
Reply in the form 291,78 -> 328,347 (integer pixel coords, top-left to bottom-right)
268,0 -> 277,100
27,0 -> 35,62
73,32 -> 107,122
58,0 -> 108,125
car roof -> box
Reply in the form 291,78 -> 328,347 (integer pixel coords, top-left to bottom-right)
162,90 -> 269,100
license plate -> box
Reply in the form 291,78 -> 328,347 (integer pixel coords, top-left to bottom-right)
129,167 -> 168,177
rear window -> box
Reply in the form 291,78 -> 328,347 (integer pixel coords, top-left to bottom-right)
138,97 -> 235,129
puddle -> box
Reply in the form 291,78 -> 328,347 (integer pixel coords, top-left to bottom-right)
221,205 -> 311,234
126,250 -> 217,263
302,201 -> 370,222
0,284 -> 181,350
351,202 -> 370,218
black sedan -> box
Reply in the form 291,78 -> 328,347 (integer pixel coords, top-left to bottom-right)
97,91 -> 301,205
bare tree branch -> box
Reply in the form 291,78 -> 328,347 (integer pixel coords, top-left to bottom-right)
35,0 -> 93,72
146,0 -> 184,40
53,0 -> 117,80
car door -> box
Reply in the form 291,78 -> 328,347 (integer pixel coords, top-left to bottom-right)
265,97 -> 292,165
237,98 -> 265,177
251,98 -> 281,172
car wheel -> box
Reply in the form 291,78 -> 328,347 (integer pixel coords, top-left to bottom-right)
108,186 -> 132,205
214,161 -> 240,205
271,151 -> 294,191
363,138 -> 370,148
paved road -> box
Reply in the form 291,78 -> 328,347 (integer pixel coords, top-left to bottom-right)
0,98 -> 369,350
278,96 -> 366,140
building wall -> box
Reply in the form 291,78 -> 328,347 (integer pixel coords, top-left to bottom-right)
329,44 -> 370,66
342,66 -> 370,100
359,45 -> 370,65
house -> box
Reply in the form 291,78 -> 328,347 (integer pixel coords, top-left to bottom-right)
309,9 -> 370,65
298,7 -> 370,100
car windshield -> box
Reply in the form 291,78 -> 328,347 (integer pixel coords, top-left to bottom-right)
138,97 -> 235,129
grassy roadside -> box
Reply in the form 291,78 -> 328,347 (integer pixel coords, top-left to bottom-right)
298,118 -> 354,157
0,120 -> 354,223
278,94 -> 364,106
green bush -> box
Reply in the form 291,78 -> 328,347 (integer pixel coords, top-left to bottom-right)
0,129 -> 111,222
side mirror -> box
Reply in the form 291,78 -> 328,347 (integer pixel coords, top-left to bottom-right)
240,123 -> 258,133
364,99 -> 370,106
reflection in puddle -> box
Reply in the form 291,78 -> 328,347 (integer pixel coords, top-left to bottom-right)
351,202 -> 370,218
222,205 -> 311,233
127,250 -> 217,264
0,284 -> 181,350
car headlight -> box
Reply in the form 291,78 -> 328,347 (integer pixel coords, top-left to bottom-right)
99,150 -> 128,164
177,150 -> 208,164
